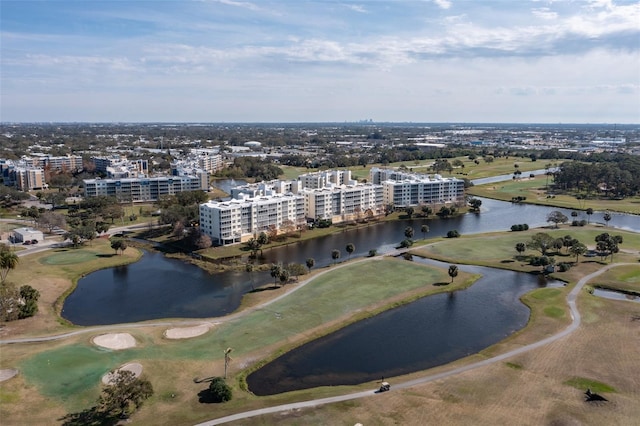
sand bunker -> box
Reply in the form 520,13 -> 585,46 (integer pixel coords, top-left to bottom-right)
0,369 -> 18,382
164,324 -> 210,339
101,363 -> 143,385
92,333 -> 136,350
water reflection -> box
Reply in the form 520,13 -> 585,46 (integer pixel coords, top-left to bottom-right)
246,259 -> 563,395
63,196 -> 637,325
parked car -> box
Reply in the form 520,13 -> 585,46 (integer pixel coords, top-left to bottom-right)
23,240 -> 31,245
31,239 -> 39,244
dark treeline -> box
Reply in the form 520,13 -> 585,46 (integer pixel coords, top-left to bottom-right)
216,157 -> 283,181
553,153 -> 640,198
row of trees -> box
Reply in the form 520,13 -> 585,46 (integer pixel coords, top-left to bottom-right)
516,231 -> 624,268
552,155 -> 640,198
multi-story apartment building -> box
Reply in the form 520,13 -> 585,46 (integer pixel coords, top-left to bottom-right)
14,167 -> 46,191
92,155 -> 148,178
298,170 -> 354,189
302,183 -> 383,221
84,173 -> 208,202
26,154 -> 83,172
201,170 -> 385,245
1,159 -> 47,191
370,167 -> 465,207
200,193 -> 305,245
230,180 -> 301,199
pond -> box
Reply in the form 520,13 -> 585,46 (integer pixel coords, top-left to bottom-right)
61,250 -> 266,326
592,287 -> 640,303
246,258 -> 564,395
62,197 -> 638,325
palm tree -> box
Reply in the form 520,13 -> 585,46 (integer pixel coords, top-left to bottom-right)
345,243 -> 355,259
515,242 -> 526,256
586,208 -> 593,224
0,248 -> 19,284
448,265 -> 459,283
223,347 -> 233,379
404,226 -> 414,240
331,249 -> 341,265
306,258 -> 315,273
603,212 -> 612,227
421,224 -> 430,240
569,242 -> 587,263
270,263 -> 282,287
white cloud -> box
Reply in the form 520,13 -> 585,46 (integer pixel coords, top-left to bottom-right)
343,4 -> 368,14
532,7 -> 558,20
433,0 -> 452,10
215,0 -> 261,12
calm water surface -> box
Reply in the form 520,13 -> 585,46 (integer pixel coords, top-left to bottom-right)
62,196 -> 638,325
592,288 -> 640,303
246,258 -> 563,395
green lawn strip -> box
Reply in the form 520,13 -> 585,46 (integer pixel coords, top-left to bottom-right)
590,264 -> 640,294
564,377 -> 616,393
412,227 -> 640,268
40,249 -> 103,265
468,176 -> 640,214
18,258 -> 461,405
279,157 -> 543,183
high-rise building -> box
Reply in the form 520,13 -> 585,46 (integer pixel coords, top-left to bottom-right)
370,167 -> 465,207
83,173 -> 208,202
200,193 -> 305,245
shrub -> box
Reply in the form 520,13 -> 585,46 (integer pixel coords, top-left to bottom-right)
400,239 -> 414,248
208,377 -> 232,403
368,249 -> 377,257
511,224 -> 529,232
446,230 -> 460,238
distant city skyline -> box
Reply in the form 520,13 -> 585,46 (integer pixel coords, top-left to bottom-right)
1,0 -> 639,124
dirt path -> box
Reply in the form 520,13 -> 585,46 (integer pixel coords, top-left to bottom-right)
193,262 -> 634,426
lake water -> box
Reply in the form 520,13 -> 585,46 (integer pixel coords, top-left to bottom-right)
592,288 -> 640,303
246,258 -> 563,395
62,196 -> 639,325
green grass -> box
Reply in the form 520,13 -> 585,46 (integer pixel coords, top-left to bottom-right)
590,265 -> 640,294
505,362 -> 523,370
467,175 -> 640,214
18,258 -> 461,404
412,227 -> 640,268
40,249 -> 104,265
279,156 -> 544,183
543,306 -> 565,318
564,377 -> 616,393
530,288 -> 562,300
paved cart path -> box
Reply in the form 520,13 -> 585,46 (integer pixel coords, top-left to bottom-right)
194,262 -> 632,426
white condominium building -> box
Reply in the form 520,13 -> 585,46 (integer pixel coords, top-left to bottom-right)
84,173 -> 208,202
200,193 -> 305,246
303,183 -> 383,221
298,170 -> 354,189
370,167 -> 465,207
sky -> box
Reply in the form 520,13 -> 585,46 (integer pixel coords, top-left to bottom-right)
1,0 -> 639,123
